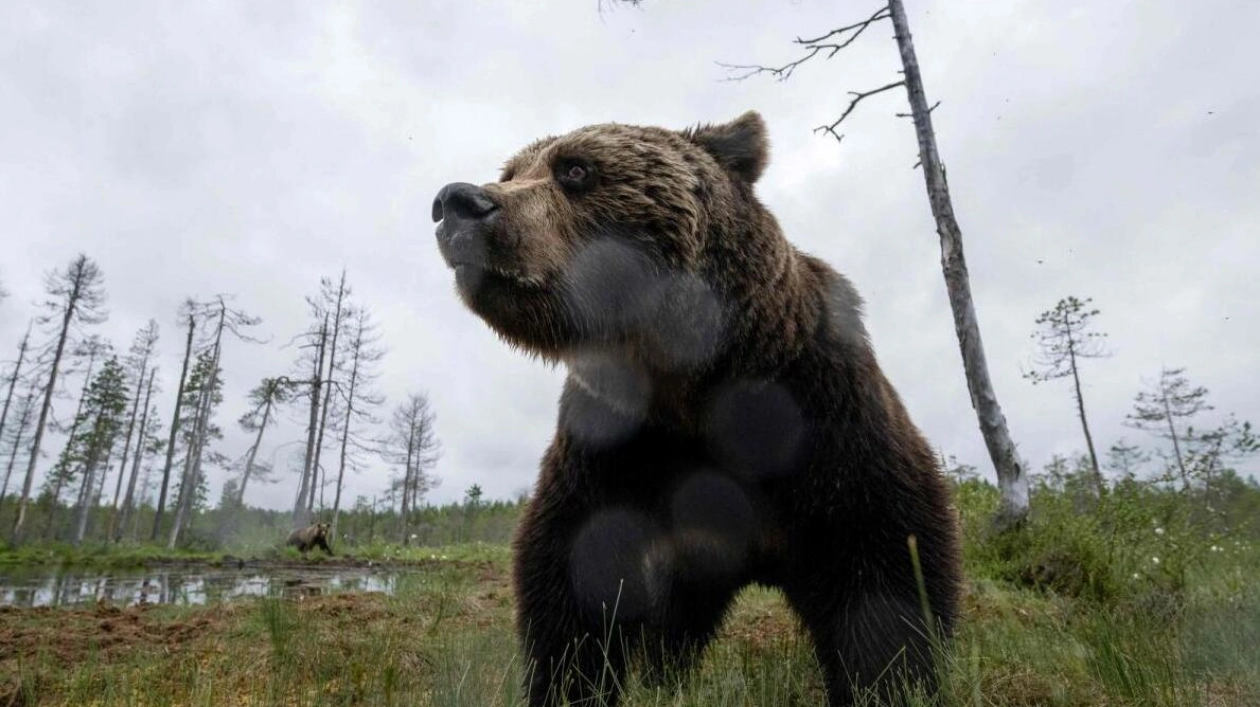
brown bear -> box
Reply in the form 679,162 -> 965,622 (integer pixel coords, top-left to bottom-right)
286,522 -> 333,556
431,111 -> 962,706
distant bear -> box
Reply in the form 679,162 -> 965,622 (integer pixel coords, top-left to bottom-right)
431,111 -> 962,706
286,522 -> 332,556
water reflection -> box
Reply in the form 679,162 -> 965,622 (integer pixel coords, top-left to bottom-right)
0,566 -> 401,608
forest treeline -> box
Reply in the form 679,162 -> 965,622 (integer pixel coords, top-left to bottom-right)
0,254 -> 444,550
1,259 -> 1258,554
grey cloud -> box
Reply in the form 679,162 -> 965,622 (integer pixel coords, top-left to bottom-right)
1,0 -> 1256,511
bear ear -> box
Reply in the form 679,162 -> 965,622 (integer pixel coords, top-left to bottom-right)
684,110 -> 769,184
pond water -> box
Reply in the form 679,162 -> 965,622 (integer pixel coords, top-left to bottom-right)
0,565 -> 405,608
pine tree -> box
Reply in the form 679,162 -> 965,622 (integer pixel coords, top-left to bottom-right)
1126,367 -> 1212,490
41,336 -> 111,540
168,349 -> 224,547
71,356 -> 130,544
1024,296 -> 1108,493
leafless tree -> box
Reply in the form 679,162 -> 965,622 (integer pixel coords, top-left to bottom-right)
115,367 -> 158,541
309,272 -> 351,515
617,0 -> 1030,529
1023,296 -> 1108,493
40,336 -> 110,540
151,301 -> 197,540
293,313 -> 329,527
385,392 -> 441,544
106,319 -> 160,539
168,295 -> 263,548
330,307 -> 385,539
0,322 -> 34,456
11,254 -> 108,543
0,382 -> 39,508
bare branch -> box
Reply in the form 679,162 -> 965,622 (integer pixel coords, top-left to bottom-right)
813,80 -> 905,142
720,5 -> 891,83
896,100 -> 939,118
718,46 -> 826,83
795,7 -> 891,47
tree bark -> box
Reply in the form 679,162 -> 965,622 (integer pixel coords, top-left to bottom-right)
330,343 -> 362,540
293,315 -> 328,527
0,324 -> 32,456
1067,342 -> 1103,494
312,275 -> 347,515
1162,393 -> 1189,490
107,350 -> 151,540
399,424 -> 416,545
887,0 -> 1028,530
152,313 -> 196,540
0,386 -> 36,509
43,350 -> 100,541
11,289 -> 80,542
74,442 -> 111,545
169,313 -> 224,549
116,368 -> 156,541
236,391 -> 274,509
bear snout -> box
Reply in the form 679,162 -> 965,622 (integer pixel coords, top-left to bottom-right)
432,182 -> 498,224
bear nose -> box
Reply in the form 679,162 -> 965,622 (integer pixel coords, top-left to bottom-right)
432,182 -> 498,224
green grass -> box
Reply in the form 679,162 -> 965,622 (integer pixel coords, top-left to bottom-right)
2,547 -> 1257,707
3,478 -> 1260,706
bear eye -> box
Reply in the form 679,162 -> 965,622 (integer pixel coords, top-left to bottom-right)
555,159 -> 595,191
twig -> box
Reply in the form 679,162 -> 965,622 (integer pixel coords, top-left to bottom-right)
720,5 -> 891,82
897,100 -> 940,118
796,7 -> 891,47
813,80 -> 905,143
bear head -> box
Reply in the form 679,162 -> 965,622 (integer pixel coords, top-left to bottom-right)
431,111 -> 786,377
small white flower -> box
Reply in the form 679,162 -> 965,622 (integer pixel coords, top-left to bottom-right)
1211,545 -> 1222,553
1132,573 -> 1141,580
1154,527 -> 1165,536
441,555 -> 448,560
1151,556 -> 1161,565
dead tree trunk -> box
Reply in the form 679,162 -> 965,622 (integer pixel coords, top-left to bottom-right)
12,310 -> 75,542
237,390 -> 275,508
116,368 -> 156,541
169,318 -> 224,549
312,275 -> 348,514
0,385 -> 38,508
152,311 -> 196,540
293,315 -> 328,527
0,323 -> 32,454
886,0 -> 1028,529
1066,342 -> 1103,493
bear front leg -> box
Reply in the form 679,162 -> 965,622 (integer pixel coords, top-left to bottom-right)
637,586 -> 734,691
788,586 -> 942,707
514,508 -> 637,707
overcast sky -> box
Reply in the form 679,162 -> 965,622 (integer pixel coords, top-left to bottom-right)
2,0 -> 1257,511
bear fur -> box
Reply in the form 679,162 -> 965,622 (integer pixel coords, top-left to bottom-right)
286,522 -> 333,556
432,111 -> 962,706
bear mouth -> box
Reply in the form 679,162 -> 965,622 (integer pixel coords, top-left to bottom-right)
451,260 -> 548,292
